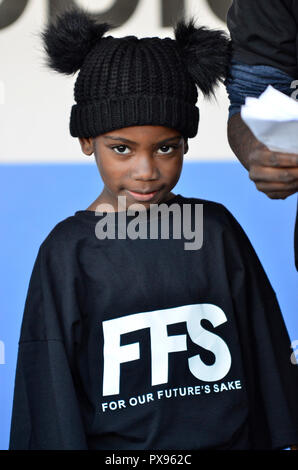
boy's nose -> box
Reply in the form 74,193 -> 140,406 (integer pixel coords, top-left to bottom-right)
132,153 -> 159,181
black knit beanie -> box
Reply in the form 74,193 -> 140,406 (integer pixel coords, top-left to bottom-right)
41,7 -> 230,139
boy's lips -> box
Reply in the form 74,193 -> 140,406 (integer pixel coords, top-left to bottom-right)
126,189 -> 160,201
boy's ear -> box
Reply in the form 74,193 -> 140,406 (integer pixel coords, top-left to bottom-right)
79,137 -> 94,156
184,138 -> 189,155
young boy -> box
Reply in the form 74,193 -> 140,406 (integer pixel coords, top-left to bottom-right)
9,8 -> 298,450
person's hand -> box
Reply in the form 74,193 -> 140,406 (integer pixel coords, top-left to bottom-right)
248,143 -> 298,199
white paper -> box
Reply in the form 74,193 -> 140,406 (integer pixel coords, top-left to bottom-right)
241,85 -> 298,154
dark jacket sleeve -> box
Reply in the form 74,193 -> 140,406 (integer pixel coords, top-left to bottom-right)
9,247 -> 88,450
227,0 -> 298,77
222,207 -> 298,449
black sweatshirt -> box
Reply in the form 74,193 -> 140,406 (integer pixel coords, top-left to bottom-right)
228,0 -> 298,78
9,195 -> 298,450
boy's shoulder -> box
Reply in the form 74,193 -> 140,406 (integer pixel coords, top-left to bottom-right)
178,194 -> 247,243
39,212 -> 90,254
178,195 -> 235,227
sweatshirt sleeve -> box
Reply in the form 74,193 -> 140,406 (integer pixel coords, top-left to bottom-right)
9,246 -> 88,450
227,0 -> 298,77
222,207 -> 298,449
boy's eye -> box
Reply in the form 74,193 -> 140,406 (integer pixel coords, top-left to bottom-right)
111,145 -> 130,154
157,145 -> 177,154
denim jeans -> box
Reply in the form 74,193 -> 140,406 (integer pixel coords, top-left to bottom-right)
225,60 -> 295,119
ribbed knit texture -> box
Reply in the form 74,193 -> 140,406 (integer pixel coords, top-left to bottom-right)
70,36 -> 200,138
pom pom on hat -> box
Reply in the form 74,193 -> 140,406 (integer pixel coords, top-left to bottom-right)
174,17 -> 231,97
40,7 -> 111,75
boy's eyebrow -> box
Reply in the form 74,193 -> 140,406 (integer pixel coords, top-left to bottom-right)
102,135 -> 183,145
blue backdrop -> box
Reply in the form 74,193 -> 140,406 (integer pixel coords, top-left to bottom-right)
0,161 -> 297,450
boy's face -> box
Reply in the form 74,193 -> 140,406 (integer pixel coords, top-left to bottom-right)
79,125 -> 188,211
